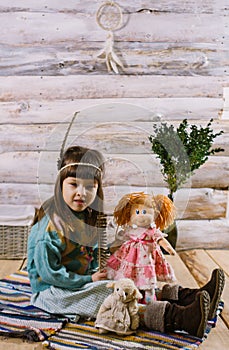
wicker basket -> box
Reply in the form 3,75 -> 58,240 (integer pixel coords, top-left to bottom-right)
0,225 -> 31,259
0,205 -> 34,259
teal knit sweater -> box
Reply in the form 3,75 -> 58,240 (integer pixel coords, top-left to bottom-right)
27,215 -> 98,293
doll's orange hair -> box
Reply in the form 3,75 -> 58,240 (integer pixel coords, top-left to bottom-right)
113,192 -> 175,230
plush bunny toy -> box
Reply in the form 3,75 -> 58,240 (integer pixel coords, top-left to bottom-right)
106,192 -> 176,303
95,278 -> 142,335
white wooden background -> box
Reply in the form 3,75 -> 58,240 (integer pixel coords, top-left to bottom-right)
0,0 -> 228,250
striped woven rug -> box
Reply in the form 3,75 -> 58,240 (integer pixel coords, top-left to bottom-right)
0,270 -> 223,349
0,270 -> 66,341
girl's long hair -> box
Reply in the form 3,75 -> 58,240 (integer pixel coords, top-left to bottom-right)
33,146 -> 105,233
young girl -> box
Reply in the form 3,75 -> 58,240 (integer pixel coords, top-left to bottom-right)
27,145 -> 224,338
27,146 -> 111,321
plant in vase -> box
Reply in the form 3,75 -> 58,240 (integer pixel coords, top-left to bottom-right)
148,118 -> 224,249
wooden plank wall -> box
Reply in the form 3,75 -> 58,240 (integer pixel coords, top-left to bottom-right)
0,0 -> 228,251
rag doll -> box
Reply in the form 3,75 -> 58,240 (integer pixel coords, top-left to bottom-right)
95,278 -> 142,335
106,192 -> 176,303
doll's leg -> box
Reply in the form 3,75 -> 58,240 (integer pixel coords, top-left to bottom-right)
139,289 -> 156,304
144,291 -> 210,338
160,268 -> 225,320
145,289 -> 156,304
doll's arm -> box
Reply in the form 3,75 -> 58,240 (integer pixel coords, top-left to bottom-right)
109,229 -> 126,253
158,237 -> 176,255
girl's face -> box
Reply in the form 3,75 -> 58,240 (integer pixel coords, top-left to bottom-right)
62,177 -> 98,212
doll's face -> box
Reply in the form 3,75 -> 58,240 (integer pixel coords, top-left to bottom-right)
129,204 -> 155,228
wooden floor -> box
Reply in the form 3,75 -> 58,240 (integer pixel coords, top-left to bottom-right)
0,249 -> 228,350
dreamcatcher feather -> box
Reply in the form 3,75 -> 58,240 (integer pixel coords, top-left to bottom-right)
57,112 -> 78,170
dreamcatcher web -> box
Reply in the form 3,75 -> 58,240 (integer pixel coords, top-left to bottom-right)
96,1 -> 123,31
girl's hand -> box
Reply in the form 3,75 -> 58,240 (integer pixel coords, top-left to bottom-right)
92,269 -> 107,282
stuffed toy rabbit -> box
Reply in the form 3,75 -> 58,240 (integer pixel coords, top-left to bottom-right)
95,278 -> 142,335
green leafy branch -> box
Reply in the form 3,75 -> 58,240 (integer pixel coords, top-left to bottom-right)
149,118 -> 224,199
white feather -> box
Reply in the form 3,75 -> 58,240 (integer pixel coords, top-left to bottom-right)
96,31 -> 124,73
111,51 -> 124,68
110,58 -> 119,74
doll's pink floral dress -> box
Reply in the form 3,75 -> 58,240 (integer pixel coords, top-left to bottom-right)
106,226 -> 176,290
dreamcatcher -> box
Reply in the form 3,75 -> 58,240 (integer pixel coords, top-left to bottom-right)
96,1 -> 124,74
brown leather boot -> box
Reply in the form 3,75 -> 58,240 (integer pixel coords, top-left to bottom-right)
161,268 -> 225,320
144,291 -> 210,338
178,268 -> 224,319
164,291 -> 210,338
